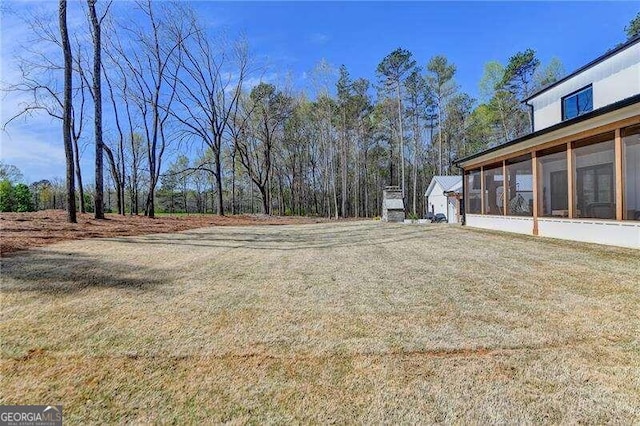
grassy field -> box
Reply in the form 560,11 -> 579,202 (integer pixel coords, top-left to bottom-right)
1,221 -> 639,423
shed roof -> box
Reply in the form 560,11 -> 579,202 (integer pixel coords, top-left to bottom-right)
425,176 -> 462,197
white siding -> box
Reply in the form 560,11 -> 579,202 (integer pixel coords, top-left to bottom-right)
533,102 -> 562,132
426,182 -> 460,222
530,41 -> 640,132
447,198 -> 457,223
595,65 -> 640,109
538,218 -> 640,249
465,214 -> 534,235
464,214 -> 640,249
428,192 -> 448,216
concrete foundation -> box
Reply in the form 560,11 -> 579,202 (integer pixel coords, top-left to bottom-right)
465,214 -> 640,248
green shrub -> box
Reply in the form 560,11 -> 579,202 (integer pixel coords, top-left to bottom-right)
83,193 -> 95,213
13,183 -> 34,212
0,179 -> 14,212
0,180 -> 34,212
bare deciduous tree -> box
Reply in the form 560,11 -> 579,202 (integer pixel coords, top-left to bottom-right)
234,83 -> 292,214
87,0 -> 112,219
172,18 -> 250,216
115,0 -> 193,218
3,9 -> 89,214
59,0 -> 76,222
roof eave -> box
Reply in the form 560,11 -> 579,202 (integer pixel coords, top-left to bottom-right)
523,35 -> 640,104
454,94 -> 640,168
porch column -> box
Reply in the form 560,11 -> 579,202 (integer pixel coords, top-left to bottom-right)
532,151 -> 539,236
615,128 -> 624,220
480,166 -> 485,215
502,161 -> 507,215
567,142 -> 574,219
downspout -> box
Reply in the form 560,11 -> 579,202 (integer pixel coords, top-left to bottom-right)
459,165 -> 466,226
527,102 -> 535,134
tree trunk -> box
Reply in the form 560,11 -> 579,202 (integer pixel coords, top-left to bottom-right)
146,177 -> 155,218
119,150 -> 125,215
278,173 -> 285,215
132,171 -> 138,215
250,178 -> 254,214
341,111 -> 347,217
364,148 -> 369,217
183,184 -> 188,214
72,136 -> 85,213
259,185 -> 268,215
103,145 -> 121,215
88,0 -> 104,219
209,177 -> 214,213
267,172 -> 272,215
354,128 -> 360,218
59,0 -> 76,223
412,108 -> 420,216
311,160 -> 318,215
231,145 -> 236,215
215,147 -> 224,216
438,98 -> 443,176
397,84 -> 405,199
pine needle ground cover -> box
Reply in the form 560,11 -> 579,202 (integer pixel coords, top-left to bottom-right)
1,222 -> 639,423
0,210 -> 330,256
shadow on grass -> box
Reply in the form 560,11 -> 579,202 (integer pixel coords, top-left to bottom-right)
0,250 -> 170,295
103,224 -> 448,251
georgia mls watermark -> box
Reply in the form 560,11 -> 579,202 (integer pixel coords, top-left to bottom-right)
0,406 -> 62,426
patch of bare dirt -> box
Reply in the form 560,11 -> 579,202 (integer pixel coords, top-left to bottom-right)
0,210 -> 331,256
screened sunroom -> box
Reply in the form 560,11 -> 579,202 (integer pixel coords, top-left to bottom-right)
456,35 -> 640,248
457,97 -> 640,248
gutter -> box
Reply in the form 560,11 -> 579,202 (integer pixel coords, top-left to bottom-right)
527,102 -> 535,134
453,93 -> 640,167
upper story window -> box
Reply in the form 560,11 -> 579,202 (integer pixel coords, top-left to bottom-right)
562,85 -> 593,121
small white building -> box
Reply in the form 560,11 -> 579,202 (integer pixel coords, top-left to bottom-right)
425,176 -> 462,223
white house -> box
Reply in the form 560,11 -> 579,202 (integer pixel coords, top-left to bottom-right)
425,176 -> 462,223
526,37 -> 640,132
456,35 -> 640,248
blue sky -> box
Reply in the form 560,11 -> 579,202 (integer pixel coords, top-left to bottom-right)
1,1 -> 638,183
201,2 -> 638,95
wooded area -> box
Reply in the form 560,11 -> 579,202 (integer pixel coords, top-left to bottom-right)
9,3 -> 637,221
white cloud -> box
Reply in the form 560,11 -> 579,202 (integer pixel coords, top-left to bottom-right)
243,72 -> 280,90
309,32 -> 330,44
1,126 -> 66,181
0,1 -> 91,182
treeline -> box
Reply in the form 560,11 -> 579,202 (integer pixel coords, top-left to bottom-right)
5,1 -> 578,219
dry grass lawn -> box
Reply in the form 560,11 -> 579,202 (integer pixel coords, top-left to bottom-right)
1,221 -> 639,423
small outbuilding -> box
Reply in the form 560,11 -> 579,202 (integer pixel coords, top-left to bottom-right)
425,176 -> 462,223
382,186 -> 405,222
